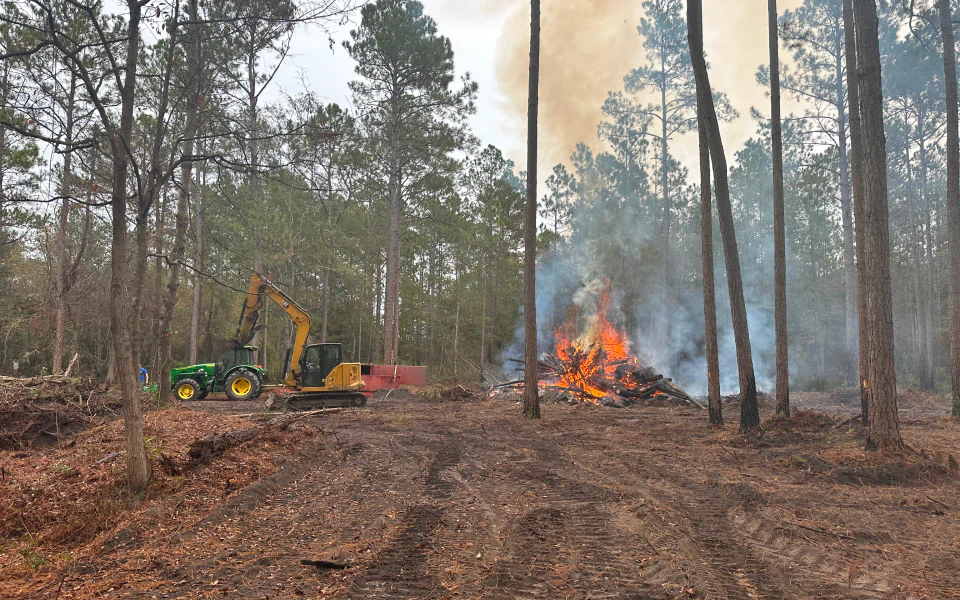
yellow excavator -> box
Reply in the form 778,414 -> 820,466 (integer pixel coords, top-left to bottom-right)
235,272 -> 366,409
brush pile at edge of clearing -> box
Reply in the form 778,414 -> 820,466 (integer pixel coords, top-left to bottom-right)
0,375 -> 124,449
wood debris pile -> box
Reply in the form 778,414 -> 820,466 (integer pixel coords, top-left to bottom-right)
495,348 -> 701,409
434,385 -> 486,402
493,281 -> 700,409
0,375 -> 123,449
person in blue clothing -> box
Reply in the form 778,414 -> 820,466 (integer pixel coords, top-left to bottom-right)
139,365 -> 149,385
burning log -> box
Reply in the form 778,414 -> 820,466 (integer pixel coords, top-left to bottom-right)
492,377 -> 536,389
507,358 -> 557,372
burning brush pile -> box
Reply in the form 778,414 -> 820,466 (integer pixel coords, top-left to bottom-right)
497,285 -> 701,409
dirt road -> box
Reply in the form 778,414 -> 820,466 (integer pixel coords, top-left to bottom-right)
49,393 -> 960,599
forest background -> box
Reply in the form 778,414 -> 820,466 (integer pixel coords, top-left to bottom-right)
0,0 -> 950,399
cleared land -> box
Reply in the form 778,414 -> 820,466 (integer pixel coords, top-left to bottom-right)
2,388 -> 959,599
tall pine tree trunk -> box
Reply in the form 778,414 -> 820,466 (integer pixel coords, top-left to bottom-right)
189,141 -> 205,365
0,66 -> 6,244
853,0 -> 901,451
248,43 -> 265,367
111,0 -> 151,493
905,151 -> 929,383
769,0 -> 790,418
428,235 -> 438,365
688,0 -> 759,433
939,0 -> 960,417
523,0 -> 541,420
836,50 -> 858,387
366,204 -> 378,363
844,0 -> 869,425
53,72 -> 77,375
159,0 -> 201,402
699,109 -> 722,426
383,144 -> 401,365
659,90 -> 671,356
321,211 -> 332,343
480,276 -> 487,381
918,130 -> 936,389
375,252 -> 383,363
321,268 -> 330,343
149,189 -> 167,380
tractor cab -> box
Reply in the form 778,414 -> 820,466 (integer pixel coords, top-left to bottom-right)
301,343 -> 342,388
217,346 -> 258,378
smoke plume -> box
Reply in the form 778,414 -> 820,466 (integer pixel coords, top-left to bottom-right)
481,0 -> 804,174
490,1 -> 645,173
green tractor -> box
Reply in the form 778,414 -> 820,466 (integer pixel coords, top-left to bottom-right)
170,345 -> 267,402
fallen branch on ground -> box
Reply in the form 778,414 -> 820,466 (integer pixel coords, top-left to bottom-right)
187,413 -> 311,465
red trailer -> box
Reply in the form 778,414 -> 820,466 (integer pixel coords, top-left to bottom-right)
360,364 -> 427,396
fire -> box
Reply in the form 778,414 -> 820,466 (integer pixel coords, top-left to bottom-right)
548,282 -> 647,402
494,280 -> 695,407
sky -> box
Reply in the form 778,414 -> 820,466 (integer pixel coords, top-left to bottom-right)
270,0 -> 806,182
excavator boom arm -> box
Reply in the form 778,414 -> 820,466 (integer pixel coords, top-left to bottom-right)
235,272 -> 311,387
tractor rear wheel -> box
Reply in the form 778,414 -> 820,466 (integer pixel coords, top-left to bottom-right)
175,379 -> 201,401
225,369 -> 260,401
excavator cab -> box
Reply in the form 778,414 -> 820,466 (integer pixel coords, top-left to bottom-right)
301,344 -> 342,388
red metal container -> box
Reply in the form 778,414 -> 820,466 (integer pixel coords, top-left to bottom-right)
360,364 -> 427,395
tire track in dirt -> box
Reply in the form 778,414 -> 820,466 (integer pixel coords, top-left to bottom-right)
551,418 -> 890,599
93,424 -> 426,598
347,434 -> 464,599
668,485 -> 794,600
616,449 -> 836,599
478,432 -> 656,599
732,509 -> 894,597
620,455 -> 892,599
52,399 -> 937,599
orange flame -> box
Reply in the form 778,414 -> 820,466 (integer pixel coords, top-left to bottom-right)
549,281 -> 641,402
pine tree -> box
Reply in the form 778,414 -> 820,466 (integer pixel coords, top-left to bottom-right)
769,0 -> 790,417
345,0 -> 477,365
938,0 -> 960,417
523,0 -> 541,420
688,0 -> 760,433
853,0 -> 902,450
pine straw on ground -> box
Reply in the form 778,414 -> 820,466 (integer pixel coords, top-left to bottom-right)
3,388 -> 960,599
0,406 -> 319,596
792,387 -> 951,417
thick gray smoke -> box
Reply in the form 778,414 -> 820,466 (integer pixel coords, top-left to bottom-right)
501,204 -> 778,397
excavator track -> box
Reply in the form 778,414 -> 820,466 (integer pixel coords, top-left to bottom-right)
284,392 -> 368,410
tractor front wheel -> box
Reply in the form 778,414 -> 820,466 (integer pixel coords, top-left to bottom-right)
225,370 -> 260,401
175,379 -> 201,401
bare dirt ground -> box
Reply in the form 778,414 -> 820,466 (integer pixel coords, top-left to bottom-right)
3,388 -> 960,599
